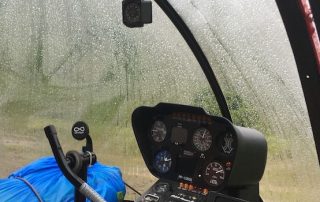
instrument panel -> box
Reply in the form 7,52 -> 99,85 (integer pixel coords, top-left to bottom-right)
132,103 -> 238,190
149,112 -> 237,190
132,103 -> 267,202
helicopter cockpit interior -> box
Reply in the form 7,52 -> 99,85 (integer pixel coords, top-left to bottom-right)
0,0 -> 319,202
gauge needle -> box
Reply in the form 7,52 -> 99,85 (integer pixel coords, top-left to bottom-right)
202,130 -> 208,138
164,158 -> 171,162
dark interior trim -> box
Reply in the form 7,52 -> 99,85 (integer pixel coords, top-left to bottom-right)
154,0 -> 232,122
309,0 -> 320,38
275,0 -> 320,163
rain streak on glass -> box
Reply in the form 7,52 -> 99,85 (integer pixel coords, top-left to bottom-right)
168,0 -> 320,201
0,0 -> 219,200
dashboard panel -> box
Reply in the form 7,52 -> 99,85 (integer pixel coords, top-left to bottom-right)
132,103 -> 267,202
148,111 -> 237,190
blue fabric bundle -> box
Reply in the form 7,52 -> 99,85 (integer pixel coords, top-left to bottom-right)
0,156 -> 125,202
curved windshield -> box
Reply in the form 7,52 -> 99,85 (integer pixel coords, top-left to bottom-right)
1,1 -> 319,201
168,0 -> 319,201
0,0 -> 219,199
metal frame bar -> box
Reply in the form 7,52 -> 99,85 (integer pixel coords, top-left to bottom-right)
154,0 -> 232,122
275,0 -> 320,163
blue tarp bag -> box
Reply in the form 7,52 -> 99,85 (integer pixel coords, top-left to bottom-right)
0,156 -> 126,202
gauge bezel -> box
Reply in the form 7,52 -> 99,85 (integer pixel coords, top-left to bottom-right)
202,161 -> 226,187
153,150 -> 173,174
153,182 -> 170,193
192,127 -> 213,152
150,120 -> 167,143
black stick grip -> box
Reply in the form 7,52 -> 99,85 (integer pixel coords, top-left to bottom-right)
44,125 -> 84,188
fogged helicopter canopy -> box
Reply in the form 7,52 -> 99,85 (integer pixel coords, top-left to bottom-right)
0,0 -> 319,201
0,1 -> 215,199
168,0 -> 319,201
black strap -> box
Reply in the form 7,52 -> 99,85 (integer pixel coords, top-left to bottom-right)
124,181 -> 141,196
14,176 -> 44,202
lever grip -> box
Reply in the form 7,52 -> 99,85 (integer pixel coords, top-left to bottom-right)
44,125 -> 107,202
44,125 -> 83,188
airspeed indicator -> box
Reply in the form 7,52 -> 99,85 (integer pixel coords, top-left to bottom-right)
193,128 -> 212,152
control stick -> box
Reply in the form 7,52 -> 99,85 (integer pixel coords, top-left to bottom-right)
44,124 -> 106,202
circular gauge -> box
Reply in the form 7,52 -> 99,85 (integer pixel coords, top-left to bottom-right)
153,182 -> 170,193
153,150 -> 172,174
192,128 -> 212,152
203,162 -> 225,187
151,121 -> 167,142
